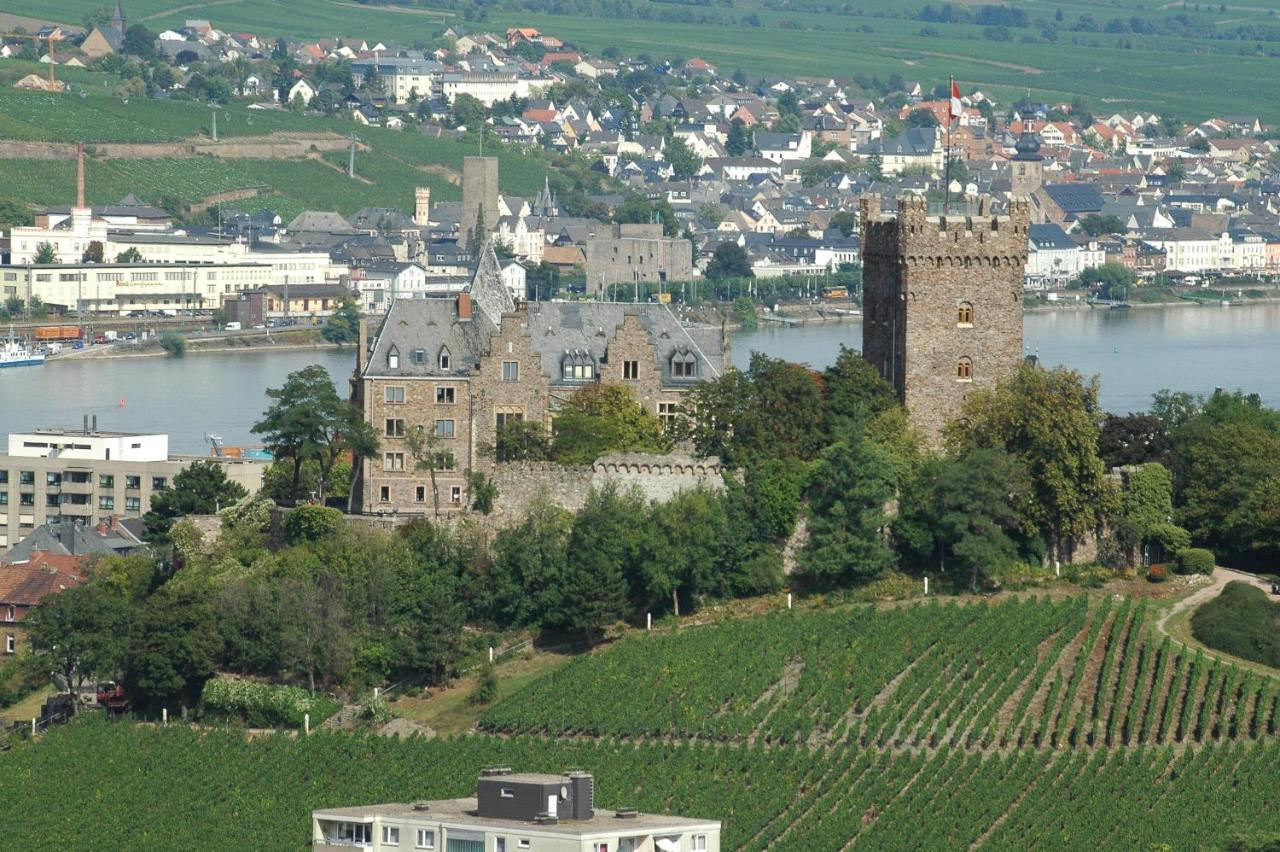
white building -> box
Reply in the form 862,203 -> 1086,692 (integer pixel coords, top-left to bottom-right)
1139,229 -> 1226,273
1026,223 -> 1081,289
351,57 -> 445,104
441,72 -> 548,106
8,429 -> 168,463
500,261 -> 526,303
349,262 -> 429,313
5,261 -> 278,315
312,771 -> 720,852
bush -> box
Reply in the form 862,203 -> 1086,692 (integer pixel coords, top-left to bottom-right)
467,662 -> 498,706
360,693 -> 390,724
1175,547 -> 1215,575
1191,581 -> 1280,668
851,570 -> 921,602
1146,563 -> 1169,583
200,677 -> 340,728
282,505 -> 342,543
1147,522 -> 1191,559
159,333 -> 186,356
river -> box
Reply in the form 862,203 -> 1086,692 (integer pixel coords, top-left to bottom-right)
3,303 -> 1278,454
734,302 -> 1280,416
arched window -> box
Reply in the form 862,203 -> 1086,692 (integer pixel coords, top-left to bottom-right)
956,357 -> 973,381
438,346 -> 451,370
387,345 -> 399,370
957,302 -> 974,325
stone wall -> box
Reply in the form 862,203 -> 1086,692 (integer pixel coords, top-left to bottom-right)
861,194 -> 1029,442
487,452 -> 725,523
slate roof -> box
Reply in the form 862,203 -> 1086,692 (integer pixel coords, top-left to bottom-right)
1042,183 -> 1105,214
4,521 -> 143,563
1029,223 -> 1077,250
365,296 -> 725,388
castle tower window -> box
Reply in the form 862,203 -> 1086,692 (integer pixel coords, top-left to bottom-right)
438,347 -> 451,370
957,302 -> 974,326
387,346 -> 400,370
956,357 -> 973,382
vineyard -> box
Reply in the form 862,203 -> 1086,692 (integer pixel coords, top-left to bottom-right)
2,719 -> 1278,849
480,596 -> 1280,751
4,596 -> 1280,848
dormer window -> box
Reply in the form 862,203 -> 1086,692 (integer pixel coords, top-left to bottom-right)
670,350 -> 697,379
412,349 -> 426,365
387,345 -> 399,370
438,347 -> 451,370
561,349 -> 595,381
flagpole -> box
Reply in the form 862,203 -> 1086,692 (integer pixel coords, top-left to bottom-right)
944,76 -> 952,214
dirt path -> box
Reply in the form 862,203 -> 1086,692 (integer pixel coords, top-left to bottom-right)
328,0 -> 455,17
140,0 -> 241,22
1153,567 -> 1276,674
881,47 -> 1043,75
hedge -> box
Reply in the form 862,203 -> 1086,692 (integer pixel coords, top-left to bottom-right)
1191,581 -> 1280,668
1175,548 -> 1215,575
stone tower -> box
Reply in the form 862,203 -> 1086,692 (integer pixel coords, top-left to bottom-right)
413,186 -> 431,227
112,0 -> 127,34
1010,125 -> 1043,197
462,156 -> 499,244
859,194 -> 1029,441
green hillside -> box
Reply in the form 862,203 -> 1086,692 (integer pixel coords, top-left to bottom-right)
10,0 -> 1280,119
4,595 -> 1280,849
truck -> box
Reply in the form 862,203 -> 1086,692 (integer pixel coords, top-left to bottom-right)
33,325 -> 83,341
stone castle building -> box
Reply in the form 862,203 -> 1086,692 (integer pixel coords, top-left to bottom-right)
584,223 -> 694,298
461,156 -> 500,243
859,194 -> 1029,440
351,244 -> 728,515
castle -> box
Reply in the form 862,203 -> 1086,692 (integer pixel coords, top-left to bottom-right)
859,194 -> 1029,441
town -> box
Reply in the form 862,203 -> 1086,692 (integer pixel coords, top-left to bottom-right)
0,2 -> 1279,850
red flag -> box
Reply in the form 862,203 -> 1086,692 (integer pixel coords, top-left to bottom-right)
949,79 -> 962,122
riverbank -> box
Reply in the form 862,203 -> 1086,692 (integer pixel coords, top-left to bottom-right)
47,331 -> 347,362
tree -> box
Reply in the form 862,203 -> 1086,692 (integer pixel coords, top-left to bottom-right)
1166,161 -> 1186,183
82,241 -> 105,264
490,499 -> 573,628
552,384 -> 671,464
946,363 -> 1108,564
1077,214 -> 1126,237
549,485 -> 640,644
143,460 -> 248,543
386,560 -> 463,683
802,438 -> 901,586
468,471 -> 498,514
278,573 -> 354,693
322,297 -> 361,344
1113,462 -> 1177,564
640,487 -> 727,615
0,198 -> 32,230
704,242 -> 753,280
613,194 -> 678,237
116,247 -> 143,263
122,587 -> 222,714
492,419 -> 551,462
122,24 -> 158,59
1098,413 -> 1171,468
685,353 -> 826,466
253,366 -> 376,505
25,584 -> 127,700
829,210 -> 859,237
33,241 -> 58,264
451,93 -> 488,130
726,118 -> 749,156
896,449 -> 1032,590
906,107 -> 939,128
664,135 -> 701,178
822,345 -> 898,441
405,425 -> 455,518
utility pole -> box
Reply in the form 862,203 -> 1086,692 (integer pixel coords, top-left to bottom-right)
348,134 -> 358,178
211,107 -> 218,142
283,274 -> 290,325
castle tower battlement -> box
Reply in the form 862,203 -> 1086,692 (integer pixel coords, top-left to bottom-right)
859,194 -> 1028,441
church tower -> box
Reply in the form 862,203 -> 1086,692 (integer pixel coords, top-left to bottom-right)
859,194 -> 1029,442
1010,125 -> 1043,197
112,0 -> 127,35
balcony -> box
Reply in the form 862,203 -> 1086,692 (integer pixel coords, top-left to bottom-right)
60,501 -> 93,517
59,477 -> 93,496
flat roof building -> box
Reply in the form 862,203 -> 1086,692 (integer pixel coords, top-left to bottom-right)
312,769 -> 721,852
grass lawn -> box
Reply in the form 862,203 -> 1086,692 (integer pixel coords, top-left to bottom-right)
0,685 -> 55,724
389,649 -> 570,735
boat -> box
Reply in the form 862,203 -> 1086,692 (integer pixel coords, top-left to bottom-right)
0,326 -> 45,368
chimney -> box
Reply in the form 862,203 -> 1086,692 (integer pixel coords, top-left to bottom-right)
83,414 -> 89,435
109,514 -> 120,531
75,143 -> 86,209
91,414 -> 97,432
95,521 -> 109,535
457,291 -> 472,320
569,772 -> 594,821
414,186 -> 431,227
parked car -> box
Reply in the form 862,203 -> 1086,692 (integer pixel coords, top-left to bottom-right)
225,322 -> 242,331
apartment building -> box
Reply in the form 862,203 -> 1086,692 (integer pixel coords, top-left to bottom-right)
312,769 -> 721,852
0,424 -> 265,550
352,57 -> 445,103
